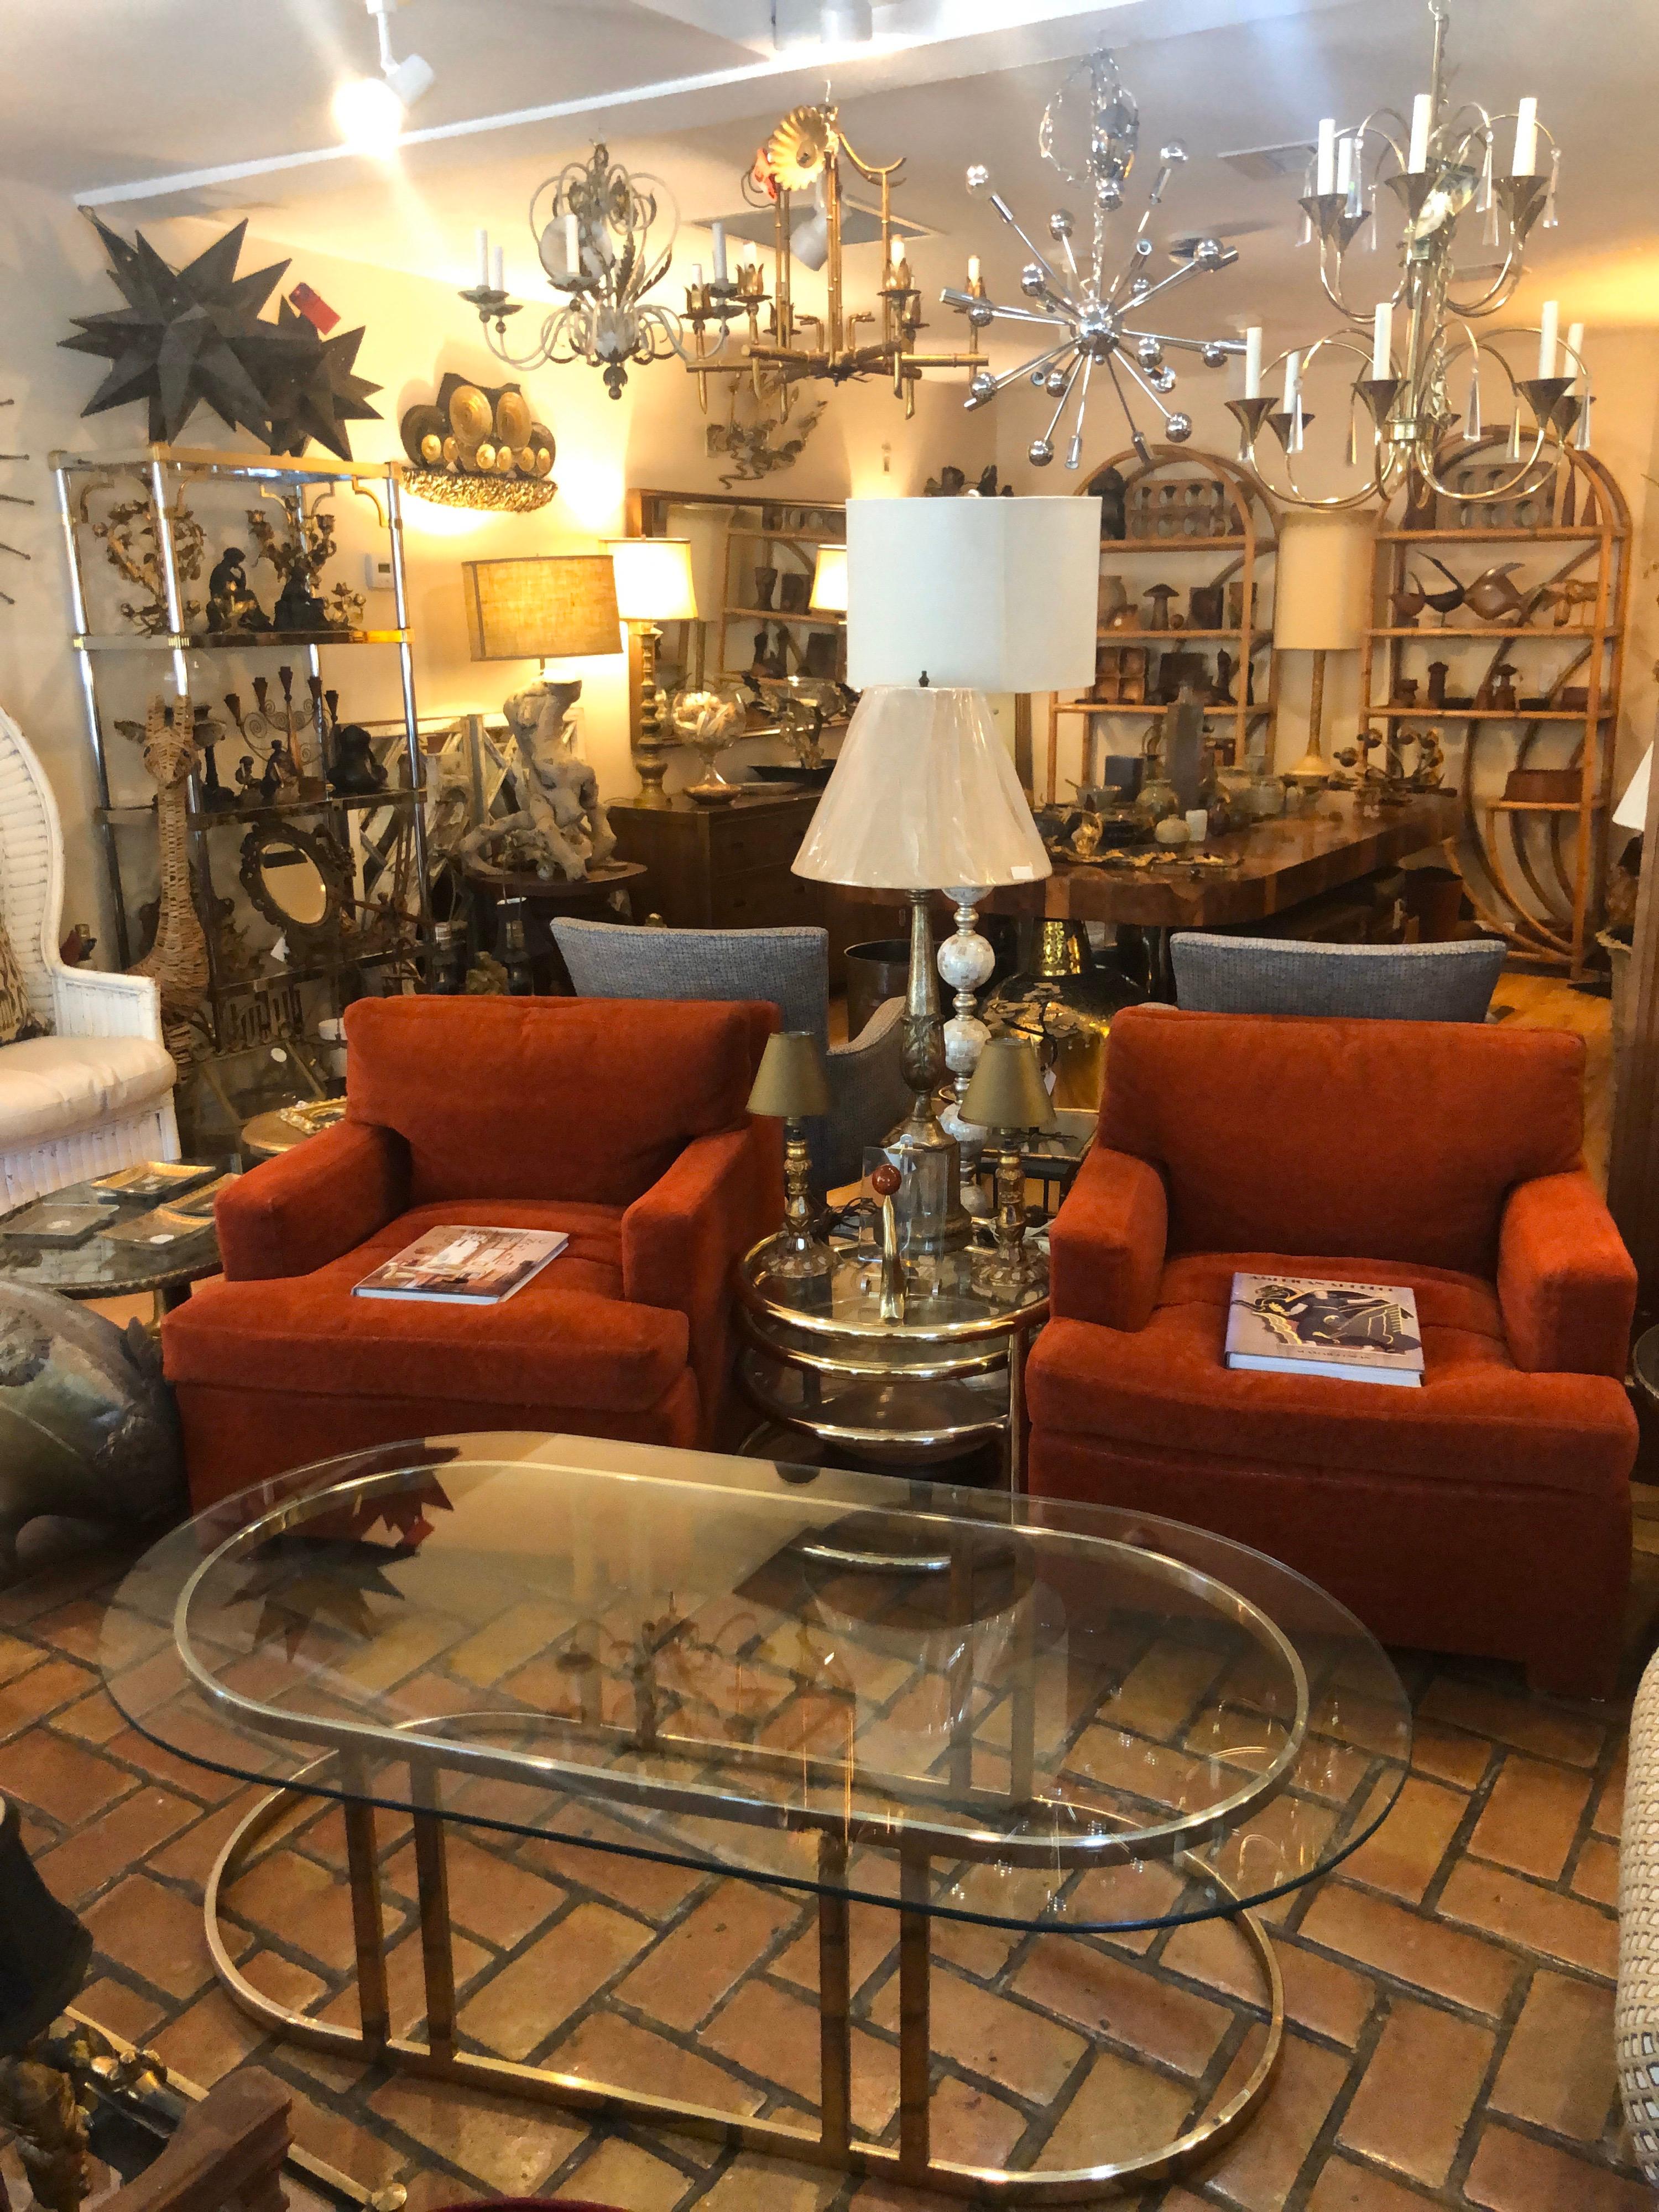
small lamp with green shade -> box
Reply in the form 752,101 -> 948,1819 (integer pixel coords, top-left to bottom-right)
746,1030 -> 833,1277
960,1036 -> 1056,1291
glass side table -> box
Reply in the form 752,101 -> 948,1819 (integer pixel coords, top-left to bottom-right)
0,1177 -> 221,1323
735,1230 -> 1048,1491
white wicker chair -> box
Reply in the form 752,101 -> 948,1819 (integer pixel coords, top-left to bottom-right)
1619,1647 -> 1659,2182
0,706 -> 178,1208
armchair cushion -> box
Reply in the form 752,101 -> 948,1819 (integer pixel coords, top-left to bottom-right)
345,995 -> 772,1209
0,1032 -> 175,1148
1100,1005 -> 1585,1276
1047,1143 -> 1167,1333
1029,1249 -> 1636,1498
168,1198 -> 687,1415
1499,1168 -> 1637,1378
217,1119 -> 410,1281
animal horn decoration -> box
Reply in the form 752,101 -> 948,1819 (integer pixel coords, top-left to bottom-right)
124,693 -> 208,1067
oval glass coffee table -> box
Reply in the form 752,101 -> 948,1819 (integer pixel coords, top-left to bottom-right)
100,1432 -> 1411,2201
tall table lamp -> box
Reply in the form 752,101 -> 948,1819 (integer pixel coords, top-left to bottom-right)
1272,511 -> 1374,793
461,554 -> 620,674
608,538 -> 699,807
809,544 -> 847,613
792,495 -> 1098,1254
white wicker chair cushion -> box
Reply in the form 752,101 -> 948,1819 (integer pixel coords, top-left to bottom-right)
0,1033 -> 176,1147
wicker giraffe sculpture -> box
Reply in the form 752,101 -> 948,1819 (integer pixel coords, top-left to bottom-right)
125,693 -> 208,1067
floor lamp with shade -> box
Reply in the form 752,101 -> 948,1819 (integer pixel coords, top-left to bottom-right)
1273,510 -> 1373,793
792,495 -> 1099,1254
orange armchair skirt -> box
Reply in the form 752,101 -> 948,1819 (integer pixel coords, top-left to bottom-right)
1027,1008 -> 1639,1697
165,997 -> 782,1507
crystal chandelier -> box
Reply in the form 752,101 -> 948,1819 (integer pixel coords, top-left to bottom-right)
740,102 -> 982,416
1234,0 -> 1584,510
461,144 -> 740,400
943,52 -> 1246,468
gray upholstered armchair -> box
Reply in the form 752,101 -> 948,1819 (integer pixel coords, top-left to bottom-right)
550,919 -> 909,1189
1170,932 -> 1507,1021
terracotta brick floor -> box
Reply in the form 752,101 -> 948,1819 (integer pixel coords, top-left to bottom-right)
1,1504 -> 1655,2212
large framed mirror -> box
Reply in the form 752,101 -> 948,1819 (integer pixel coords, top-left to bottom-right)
237,820 -> 354,946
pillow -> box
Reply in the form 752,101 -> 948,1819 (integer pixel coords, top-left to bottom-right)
0,901 -> 43,1045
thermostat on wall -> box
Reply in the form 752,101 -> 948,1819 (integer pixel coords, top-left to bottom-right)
363,554 -> 395,593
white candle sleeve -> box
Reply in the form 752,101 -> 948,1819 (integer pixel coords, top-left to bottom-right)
1372,301 -> 1393,378
492,245 -> 504,294
1408,94 -> 1433,174
711,220 -> 728,283
476,228 -> 489,286
1337,133 -> 1355,198
1284,350 -> 1302,408
967,255 -> 981,286
1538,299 -> 1558,379
1244,326 -> 1262,399
1567,321 -> 1585,388
1317,117 -> 1336,195
1512,96 -> 1538,176
565,213 -> 580,272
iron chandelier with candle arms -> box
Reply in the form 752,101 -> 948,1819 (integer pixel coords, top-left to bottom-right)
1236,0 -> 1587,511
943,52 -> 1246,469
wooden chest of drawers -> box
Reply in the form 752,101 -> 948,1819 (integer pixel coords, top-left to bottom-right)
607,792 -> 827,934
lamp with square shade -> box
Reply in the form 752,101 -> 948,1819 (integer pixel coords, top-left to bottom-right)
607,537 -> 700,806
792,494 -> 1097,1253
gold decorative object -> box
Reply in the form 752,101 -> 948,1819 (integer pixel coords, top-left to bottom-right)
80,486 -> 204,635
668,684 -> 745,805
124,694 -> 208,1067
961,1037 -> 1056,1294
739,98 -> 983,418
400,376 -> 557,512
1237,0 -> 1588,512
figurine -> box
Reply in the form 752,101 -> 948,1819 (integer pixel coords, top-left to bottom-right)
460,680 -> 616,883
1389,577 -> 1427,628
204,546 -> 270,635
328,723 -> 388,796
1426,660 -> 1449,711
1463,562 -> 1527,624
1094,465 -> 1128,542
1421,556 -> 1468,625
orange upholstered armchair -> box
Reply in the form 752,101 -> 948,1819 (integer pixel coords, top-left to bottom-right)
1026,1005 -> 1638,1695
164,996 -> 782,1507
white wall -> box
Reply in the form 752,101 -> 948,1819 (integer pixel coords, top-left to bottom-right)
0,176 -> 992,952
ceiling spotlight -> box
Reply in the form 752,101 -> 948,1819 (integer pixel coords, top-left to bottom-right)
333,0 -> 433,154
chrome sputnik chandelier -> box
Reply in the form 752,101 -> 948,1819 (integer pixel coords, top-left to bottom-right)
461,144 -> 738,399
944,53 -> 1245,468
1237,0 -> 1585,509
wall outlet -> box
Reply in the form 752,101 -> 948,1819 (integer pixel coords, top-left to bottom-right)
363,554 -> 395,594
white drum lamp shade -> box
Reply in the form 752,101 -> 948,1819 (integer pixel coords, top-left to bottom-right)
607,538 -> 699,622
1615,744 -> 1653,834
1274,511 -> 1374,651
844,496 -> 1100,692
809,544 -> 847,613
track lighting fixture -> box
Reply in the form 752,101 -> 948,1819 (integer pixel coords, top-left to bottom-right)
333,0 -> 434,155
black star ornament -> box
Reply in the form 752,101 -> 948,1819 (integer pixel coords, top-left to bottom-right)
259,298 -> 382,462
61,217 -> 306,445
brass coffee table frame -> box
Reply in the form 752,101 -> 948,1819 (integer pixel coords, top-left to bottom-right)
166,1467 -> 1315,2202
735,1237 -> 1050,1493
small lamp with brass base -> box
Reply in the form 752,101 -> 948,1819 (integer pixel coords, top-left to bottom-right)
960,1036 -> 1056,1293
747,1030 -> 832,1278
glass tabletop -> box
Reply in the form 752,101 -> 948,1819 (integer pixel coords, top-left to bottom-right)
0,1177 -> 221,1296
101,1432 -> 1411,1936
740,1237 -> 1048,1340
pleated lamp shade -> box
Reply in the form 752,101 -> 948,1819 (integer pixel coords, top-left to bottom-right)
462,555 -> 621,661
792,687 -> 1050,891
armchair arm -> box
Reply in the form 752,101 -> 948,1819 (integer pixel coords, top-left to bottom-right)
622,1123 -> 783,1423
218,1119 -> 410,1281
51,964 -> 165,1044
825,997 -> 909,1190
1498,1167 -> 1636,1377
1048,1142 -> 1168,1333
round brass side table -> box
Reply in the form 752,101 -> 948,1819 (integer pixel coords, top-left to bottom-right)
735,1232 -> 1048,1493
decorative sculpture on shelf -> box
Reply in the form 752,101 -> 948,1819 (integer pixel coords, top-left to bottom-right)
400,375 -> 557,510
81,488 -> 205,637
945,52 -> 1245,467
204,547 -> 270,637
461,681 -> 616,881
246,493 -> 365,635
123,695 -> 208,1066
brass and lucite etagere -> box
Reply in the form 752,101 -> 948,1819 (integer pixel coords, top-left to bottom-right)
1359,436 -> 1629,977
1046,444 -> 1279,804
50,445 -> 431,1063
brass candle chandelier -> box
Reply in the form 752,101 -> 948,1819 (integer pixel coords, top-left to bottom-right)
1234,0 -> 1586,510
739,101 -> 983,416
943,52 -> 1246,468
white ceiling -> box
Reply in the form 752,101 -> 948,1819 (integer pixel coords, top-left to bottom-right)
13,0 -> 1659,331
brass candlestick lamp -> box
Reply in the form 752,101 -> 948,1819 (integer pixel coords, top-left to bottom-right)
747,1030 -> 832,1278
607,538 -> 698,805
961,1038 -> 1056,1293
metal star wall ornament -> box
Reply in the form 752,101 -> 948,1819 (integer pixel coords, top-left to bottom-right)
61,218 -> 299,445
259,299 -> 382,462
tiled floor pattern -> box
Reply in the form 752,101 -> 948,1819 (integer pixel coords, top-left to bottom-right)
0,1512 -> 1654,2212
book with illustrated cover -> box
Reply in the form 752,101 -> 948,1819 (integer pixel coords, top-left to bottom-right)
353,1225 -> 568,1306
91,1161 -> 217,1203
1225,1272 -> 1425,1388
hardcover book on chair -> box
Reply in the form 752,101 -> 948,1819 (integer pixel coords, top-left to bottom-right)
353,1224 -> 568,1306
1225,1272 -> 1425,1387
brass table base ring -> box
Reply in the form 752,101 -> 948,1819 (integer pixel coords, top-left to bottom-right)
204,1769 -> 1285,2202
